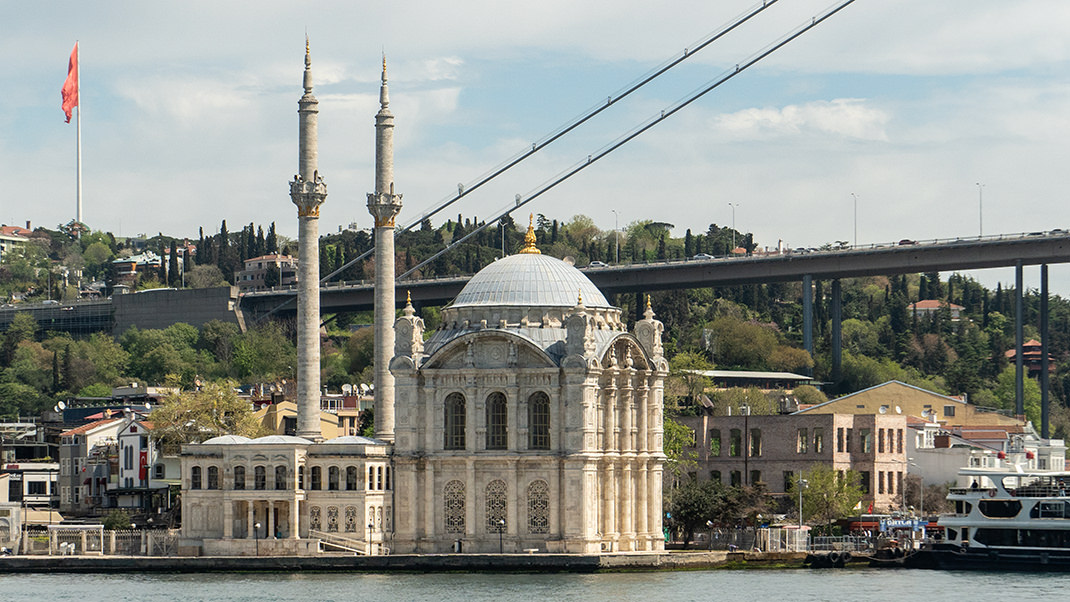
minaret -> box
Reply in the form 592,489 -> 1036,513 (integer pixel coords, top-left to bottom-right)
368,57 -> 403,442
290,38 -> 327,441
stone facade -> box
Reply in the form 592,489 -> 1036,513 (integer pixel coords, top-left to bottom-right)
679,412 -> 908,511
389,244 -> 668,554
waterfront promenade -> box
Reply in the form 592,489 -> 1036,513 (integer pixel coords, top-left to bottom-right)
0,550 -> 803,573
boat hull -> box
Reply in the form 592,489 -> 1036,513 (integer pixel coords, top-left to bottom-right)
906,544 -> 1070,571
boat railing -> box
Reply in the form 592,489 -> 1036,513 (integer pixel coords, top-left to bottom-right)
949,487 -> 998,496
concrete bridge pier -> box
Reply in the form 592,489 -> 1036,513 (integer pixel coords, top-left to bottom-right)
802,275 -> 813,377
831,279 -> 842,393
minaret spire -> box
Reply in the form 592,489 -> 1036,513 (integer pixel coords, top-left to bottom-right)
368,55 -> 403,442
290,38 -> 327,441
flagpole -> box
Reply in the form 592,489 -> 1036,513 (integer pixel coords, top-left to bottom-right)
76,40 -> 82,227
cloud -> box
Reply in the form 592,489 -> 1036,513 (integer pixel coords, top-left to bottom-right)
713,99 -> 890,141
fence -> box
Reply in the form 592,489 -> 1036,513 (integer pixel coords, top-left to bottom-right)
20,527 -> 180,556
810,535 -> 872,553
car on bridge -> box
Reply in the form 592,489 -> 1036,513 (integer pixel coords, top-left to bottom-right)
691,253 -> 715,260
588,261 -> 608,268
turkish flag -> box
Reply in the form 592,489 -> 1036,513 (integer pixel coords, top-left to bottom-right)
61,42 -> 78,123
139,450 -> 148,480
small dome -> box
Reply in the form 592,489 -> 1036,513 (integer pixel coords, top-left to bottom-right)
450,253 -> 610,309
251,434 -> 313,444
201,435 -> 252,445
321,435 -> 386,445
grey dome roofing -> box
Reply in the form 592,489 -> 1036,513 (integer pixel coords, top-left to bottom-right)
322,435 -> 387,445
201,435 -> 251,445
449,253 -> 611,309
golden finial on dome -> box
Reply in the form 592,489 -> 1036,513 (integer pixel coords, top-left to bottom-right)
646,294 -> 652,310
578,290 -> 583,305
406,290 -> 412,305
518,213 -> 541,254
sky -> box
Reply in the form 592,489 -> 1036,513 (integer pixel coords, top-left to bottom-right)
4,0 -> 1070,293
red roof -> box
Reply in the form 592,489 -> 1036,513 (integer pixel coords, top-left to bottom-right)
61,418 -> 120,437
908,300 -> 964,310
0,225 -> 32,237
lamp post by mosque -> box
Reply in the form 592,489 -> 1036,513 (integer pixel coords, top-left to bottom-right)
611,209 -> 620,263
498,519 -> 506,553
254,521 -> 261,556
728,203 -> 738,251
797,478 -> 808,529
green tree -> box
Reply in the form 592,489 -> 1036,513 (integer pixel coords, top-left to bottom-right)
993,365 -> 1041,425
792,464 -> 864,533
663,415 -> 698,487
148,380 -> 268,453
668,478 -> 724,544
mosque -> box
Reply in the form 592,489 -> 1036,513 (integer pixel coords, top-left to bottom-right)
179,45 -> 667,556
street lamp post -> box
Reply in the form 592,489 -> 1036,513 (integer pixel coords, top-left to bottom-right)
741,402 -> 750,486
611,209 -> 620,264
797,478 -> 808,529
976,182 -> 984,237
254,521 -> 261,557
498,519 -> 506,554
706,520 -> 714,551
851,193 -> 858,247
728,203 -> 738,251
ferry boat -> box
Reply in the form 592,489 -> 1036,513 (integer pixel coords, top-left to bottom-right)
905,467 -> 1070,570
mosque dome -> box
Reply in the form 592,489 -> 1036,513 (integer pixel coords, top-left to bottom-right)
450,253 -> 611,309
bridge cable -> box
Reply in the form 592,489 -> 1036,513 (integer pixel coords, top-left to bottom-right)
399,0 -> 859,281
248,0 -> 784,323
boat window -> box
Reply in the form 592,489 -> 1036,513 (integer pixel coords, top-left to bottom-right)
946,528 -> 958,541
978,499 -> 1022,518
954,500 -> 972,515
1029,501 -> 1070,519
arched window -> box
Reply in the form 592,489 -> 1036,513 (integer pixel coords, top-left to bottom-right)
311,466 -> 322,490
444,480 -> 465,534
207,466 -> 219,490
485,479 -> 507,532
298,466 -> 305,489
190,466 -> 202,490
328,466 -> 340,490
275,465 -> 287,490
310,506 -> 321,531
444,393 -> 466,450
527,480 -> 550,534
345,506 -> 357,532
254,466 -> 266,490
528,392 -> 550,450
486,392 -> 508,450
346,466 -> 358,490
233,466 -> 246,490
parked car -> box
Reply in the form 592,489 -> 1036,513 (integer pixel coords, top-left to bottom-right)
691,253 -> 715,260
588,261 -> 608,268
898,239 -> 916,246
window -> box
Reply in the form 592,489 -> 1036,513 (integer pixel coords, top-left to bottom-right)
486,392 -> 508,450
730,471 -> 742,487
298,466 -> 305,489
485,479 -> 507,532
234,466 -> 245,490
445,480 -> 465,534
310,506 -> 321,531
887,471 -> 895,495
328,466 -> 340,490
749,428 -> 761,457
860,471 -> 871,494
207,466 -> 219,490
528,392 -> 551,450
837,427 -> 844,453
327,506 -> 339,532
784,471 -> 795,493
878,429 -> 885,453
897,429 -> 904,454
346,466 -> 358,490
275,465 -> 287,490
729,429 -> 742,457
311,466 -> 322,490
254,466 -> 266,490
345,506 -> 357,532
368,466 -> 375,490
944,405 -> 956,417
846,428 -> 853,453
385,466 -> 391,490
861,428 -> 871,454
888,429 -> 895,453
710,471 -> 722,484
749,470 -> 761,486
527,480 -> 550,534
797,428 -> 808,454
878,471 -> 885,494
28,481 -> 46,495
709,429 -> 721,456
444,393 -> 466,450
190,466 -> 202,490
814,428 -> 824,454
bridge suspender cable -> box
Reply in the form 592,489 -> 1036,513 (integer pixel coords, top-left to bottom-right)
250,1 -> 786,323
318,0 -> 782,285
399,0 -> 858,281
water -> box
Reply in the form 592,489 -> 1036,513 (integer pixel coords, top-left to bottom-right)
4,569 -> 1070,602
